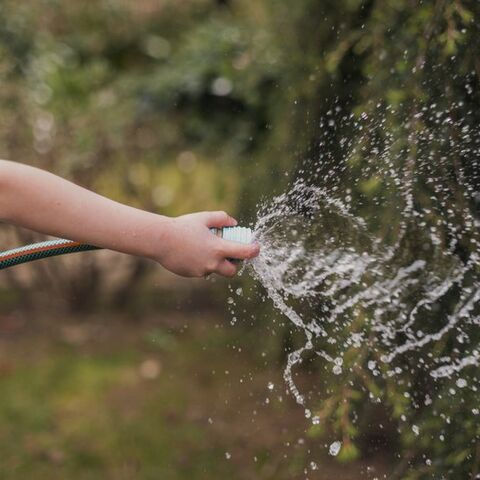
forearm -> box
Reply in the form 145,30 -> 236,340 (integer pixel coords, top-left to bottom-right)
0,160 -> 166,259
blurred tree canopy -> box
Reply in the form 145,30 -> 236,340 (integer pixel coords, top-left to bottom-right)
0,0 -> 479,478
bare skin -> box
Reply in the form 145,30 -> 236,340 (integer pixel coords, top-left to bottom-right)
0,160 -> 259,277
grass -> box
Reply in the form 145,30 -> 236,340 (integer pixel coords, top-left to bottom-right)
0,309 -> 389,479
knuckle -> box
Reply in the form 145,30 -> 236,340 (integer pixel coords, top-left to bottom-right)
206,261 -> 218,273
216,210 -> 228,219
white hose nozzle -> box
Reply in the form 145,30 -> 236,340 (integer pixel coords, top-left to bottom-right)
210,226 -> 253,244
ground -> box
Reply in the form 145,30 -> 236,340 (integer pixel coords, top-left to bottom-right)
0,305 -> 390,479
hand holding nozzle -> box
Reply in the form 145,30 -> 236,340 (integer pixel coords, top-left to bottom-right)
156,212 -> 259,278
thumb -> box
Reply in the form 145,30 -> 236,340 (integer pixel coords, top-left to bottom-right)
205,211 -> 238,228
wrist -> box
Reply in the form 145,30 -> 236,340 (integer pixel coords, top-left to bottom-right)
141,213 -> 175,263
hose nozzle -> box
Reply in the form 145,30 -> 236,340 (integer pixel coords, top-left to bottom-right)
210,226 -> 253,244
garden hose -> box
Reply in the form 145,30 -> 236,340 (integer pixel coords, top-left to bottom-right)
0,226 -> 253,270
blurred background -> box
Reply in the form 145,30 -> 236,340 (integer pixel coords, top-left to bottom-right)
0,1 -> 479,479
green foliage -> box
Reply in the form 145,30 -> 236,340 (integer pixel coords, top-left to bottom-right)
0,0 -> 479,478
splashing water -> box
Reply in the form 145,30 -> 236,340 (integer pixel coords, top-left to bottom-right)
245,100 -> 480,417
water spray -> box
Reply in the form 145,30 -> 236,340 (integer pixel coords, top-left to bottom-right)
0,226 -> 253,270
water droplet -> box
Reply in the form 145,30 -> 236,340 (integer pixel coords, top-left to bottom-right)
456,378 -> 467,388
329,441 -> 342,456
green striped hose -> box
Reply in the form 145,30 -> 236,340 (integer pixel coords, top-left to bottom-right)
0,239 -> 99,270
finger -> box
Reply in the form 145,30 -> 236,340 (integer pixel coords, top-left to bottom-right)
215,259 -> 238,278
220,239 -> 260,260
205,211 -> 238,228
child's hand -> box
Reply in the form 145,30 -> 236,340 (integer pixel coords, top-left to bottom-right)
155,211 -> 260,278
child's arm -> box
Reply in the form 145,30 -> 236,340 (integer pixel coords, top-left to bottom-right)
0,160 -> 259,277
